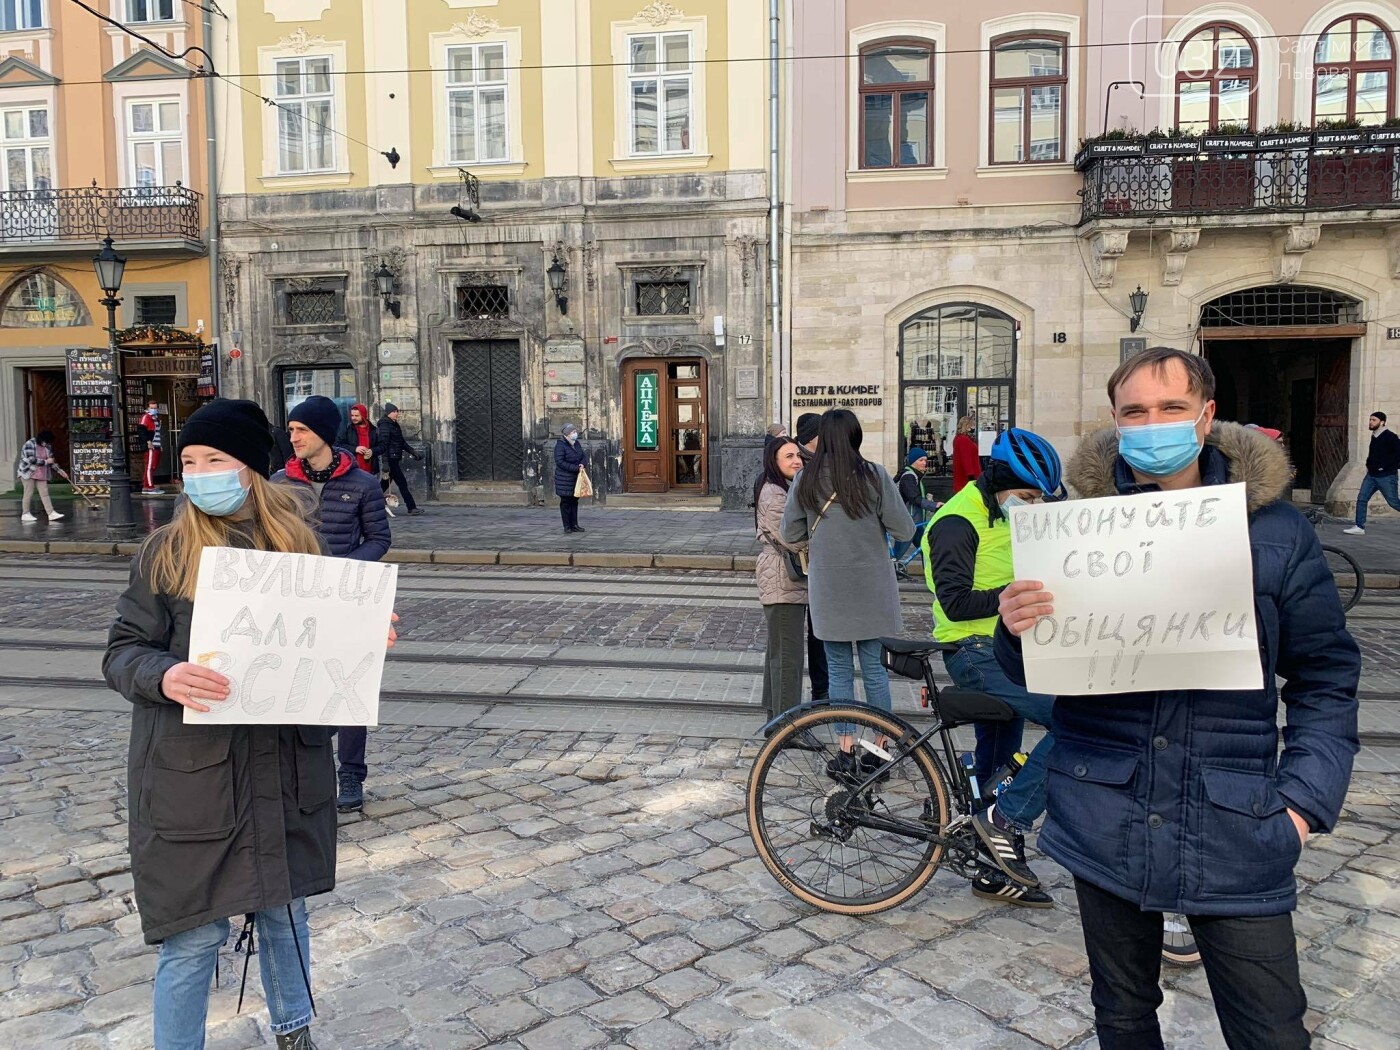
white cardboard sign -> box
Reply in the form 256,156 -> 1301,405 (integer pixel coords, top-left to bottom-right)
1008,484 -> 1262,695
183,547 -> 398,726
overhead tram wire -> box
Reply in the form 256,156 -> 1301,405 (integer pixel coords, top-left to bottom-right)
44,29 -> 1334,88
66,0 -> 400,167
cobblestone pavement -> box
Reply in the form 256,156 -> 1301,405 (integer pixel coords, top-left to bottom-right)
5,498 -> 1400,574
1,709 -> 1398,1050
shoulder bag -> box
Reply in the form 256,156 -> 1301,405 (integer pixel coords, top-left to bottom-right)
766,493 -> 837,583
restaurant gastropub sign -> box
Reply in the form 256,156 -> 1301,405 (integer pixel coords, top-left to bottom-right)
635,371 -> 659,450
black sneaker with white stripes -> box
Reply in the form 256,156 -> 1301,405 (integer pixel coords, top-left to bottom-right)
971,810 -> 1040,887
971,873 -> 1054,908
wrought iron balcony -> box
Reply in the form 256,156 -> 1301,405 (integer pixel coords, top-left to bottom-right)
1078,132 -> 1400,223
0,182 -> 203,250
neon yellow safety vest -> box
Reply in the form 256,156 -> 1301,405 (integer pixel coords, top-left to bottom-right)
920,481 -> 1013,643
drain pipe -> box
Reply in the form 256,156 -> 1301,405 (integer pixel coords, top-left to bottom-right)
768,0 -> 781,427
203,5 -> 220,361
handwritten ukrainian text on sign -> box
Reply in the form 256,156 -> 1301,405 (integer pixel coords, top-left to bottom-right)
183,548 -> 398,726
635,371 -> 659,450
1009,484 -> 1261,695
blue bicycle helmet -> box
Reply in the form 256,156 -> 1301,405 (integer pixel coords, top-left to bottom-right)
990,428 -> 1064,497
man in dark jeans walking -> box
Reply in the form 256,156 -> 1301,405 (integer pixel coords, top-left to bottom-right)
996,347 -> 1359,1050
379,402 -> 424,516
276,395 -> 392,812
1344,409 -> 1400,535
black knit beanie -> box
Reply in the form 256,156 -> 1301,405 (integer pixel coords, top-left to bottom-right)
795,413 -> 821,445
287,394 -> 342,448
178,399 -> 274,478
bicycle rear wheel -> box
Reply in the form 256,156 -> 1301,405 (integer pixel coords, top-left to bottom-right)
747,705 -> 950,915
1321,544 -> 1364,612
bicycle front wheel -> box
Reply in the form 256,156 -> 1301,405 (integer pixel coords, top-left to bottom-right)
1321,544 -> 1365,612
747,704 -> 951,915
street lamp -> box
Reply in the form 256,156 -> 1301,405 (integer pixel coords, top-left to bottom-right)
547,250 -> 569,316
1128,285 -> 1149,333
374,262 -> 401,318
93,236 -> 135,539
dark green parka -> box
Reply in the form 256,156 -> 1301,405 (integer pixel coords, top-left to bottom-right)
103,540 -> 338,944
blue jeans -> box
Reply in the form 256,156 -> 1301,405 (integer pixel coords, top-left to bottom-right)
154,899 -> 313,1049
1355,473 -> 1400,527
943,640 -> 1055,833
824,639 -> 893,712
891,520 -> 928,562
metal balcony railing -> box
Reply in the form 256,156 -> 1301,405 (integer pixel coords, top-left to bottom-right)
1079,140 -> 1400,222
0,182 -> 203,245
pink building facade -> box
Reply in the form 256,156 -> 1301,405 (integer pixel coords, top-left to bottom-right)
785,0 -> 1400,509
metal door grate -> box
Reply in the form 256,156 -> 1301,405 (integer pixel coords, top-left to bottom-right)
1200,286 -> 1360,328
636,281 -> 691,315
453,340 -> 523,481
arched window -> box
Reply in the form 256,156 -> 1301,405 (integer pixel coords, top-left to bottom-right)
899,303 -> 1015,473
1314,15 -> 1396,123
859,40 -> 934,169
990,33 -> 1068,164
0,271 -> 90,328
1175,22 -> 1257,133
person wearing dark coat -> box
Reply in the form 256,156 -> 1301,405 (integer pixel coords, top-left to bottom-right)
275,395 -> 391,814
338,402 -> 381,476
1344,409 -> 1400,534
555,422 -> 589,533
377,402 -> 423,515
996,348 -> 1360,1050
103,398 -> 346,1050
268,424 -> 294,477
794,412 -> 828,701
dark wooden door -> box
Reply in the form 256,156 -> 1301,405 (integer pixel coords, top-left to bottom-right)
1313,345 -> 1351,497
25,368 -> 70,471
667,361 -> 707,489
452,340 -> 523,482
622,360 -> 666,492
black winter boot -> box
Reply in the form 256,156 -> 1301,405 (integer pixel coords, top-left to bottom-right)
276,1027 -> 319,1050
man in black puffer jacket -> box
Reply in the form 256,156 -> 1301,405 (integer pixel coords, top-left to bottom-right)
275,395 -> 391,813
378,402 -> 423,515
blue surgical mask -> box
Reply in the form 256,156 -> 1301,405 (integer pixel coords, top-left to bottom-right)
184,468 -> 248,516
999,494 -> 1031,517
1117,407 -> 1207,478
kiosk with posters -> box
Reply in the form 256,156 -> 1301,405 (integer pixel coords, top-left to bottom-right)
113,325 -> 219,491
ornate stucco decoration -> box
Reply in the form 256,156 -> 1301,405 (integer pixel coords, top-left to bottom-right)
277,28 -> 329,54
732,237 -> 761,287
1272,224 -> 1321,285
286,344 -> 346,364
1088,230 -> 1128,289
366,247 -> 409,285
460,269 -> 511,285
1160,228 -> 1199,288
581,241 -> 597,290
451,13 -> 501,38
220,256 -> 241,327
635,2 -> 684,26
634,265 -> 684,282
456,316 -> 523,339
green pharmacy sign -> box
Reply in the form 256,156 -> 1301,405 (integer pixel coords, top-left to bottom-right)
635,371 -> 659,450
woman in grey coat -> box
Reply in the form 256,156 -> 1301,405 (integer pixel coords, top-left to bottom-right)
781,409 -> 914,776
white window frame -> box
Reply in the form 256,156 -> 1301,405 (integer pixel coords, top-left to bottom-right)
272,54 -> 337,176
0,104 -> 51,193
125,97 -> 184,191
445,41 -> 510,165
847,21 -> 947,181
428,26 -> 524,177
609,13 -> 709,171
626,31 -> 693,158
0,0 -> 45,32
977,13 -> 1079,175
124,0 -> 174,23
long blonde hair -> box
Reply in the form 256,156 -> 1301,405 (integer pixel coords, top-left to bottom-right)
142,472 -> 322,601
957,414 -> 976,436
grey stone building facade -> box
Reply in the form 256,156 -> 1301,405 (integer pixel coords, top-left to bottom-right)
216,172 -> 770,509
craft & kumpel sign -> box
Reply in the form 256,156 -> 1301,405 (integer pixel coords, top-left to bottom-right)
1008,484 -> 1262,695
183,548 -> 398,726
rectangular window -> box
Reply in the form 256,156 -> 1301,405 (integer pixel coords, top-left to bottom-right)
628,32 -> 692,156
285,290 -> 340,325
456,284 -> 510,320
636,280 -> 691,316
134,294 -> 178,324
989,35 -> 1067,165
0,0 -> 43,32
859,43 -> 935,168
127,99 -> 183,189
446,43 -> 509,163
1,106 -> 51,194
126,0 -> 174,21
274,56 -> 335,174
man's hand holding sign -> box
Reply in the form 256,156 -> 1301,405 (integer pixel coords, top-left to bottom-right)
171,547 -> 398,725
1004,485 -> 1262,696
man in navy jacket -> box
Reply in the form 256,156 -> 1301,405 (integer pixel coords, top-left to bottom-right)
275,394 -> 391,812
996,348 -> 1359,1050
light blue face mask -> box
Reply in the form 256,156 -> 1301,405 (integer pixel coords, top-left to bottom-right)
184,468 -> 248,517
1117,407 -> 1207,477
999,493 -> 1032,517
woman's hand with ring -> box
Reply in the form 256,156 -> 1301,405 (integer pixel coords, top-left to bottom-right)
161,662 -> 232,713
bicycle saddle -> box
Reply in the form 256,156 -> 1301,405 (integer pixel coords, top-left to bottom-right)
878,636 -> 960,656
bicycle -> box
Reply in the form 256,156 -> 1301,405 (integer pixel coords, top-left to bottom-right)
746,636 -> 1017,914
1302,508 -> 1365,612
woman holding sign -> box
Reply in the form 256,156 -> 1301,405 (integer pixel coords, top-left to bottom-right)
104,398 -> 354,1050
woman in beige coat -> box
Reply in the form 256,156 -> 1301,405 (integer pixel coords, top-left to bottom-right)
754,438 -> 808,722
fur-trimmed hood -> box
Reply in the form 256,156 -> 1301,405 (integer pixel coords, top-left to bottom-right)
1067,419 -> 1294,513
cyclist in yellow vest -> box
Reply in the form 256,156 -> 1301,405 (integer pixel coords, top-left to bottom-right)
921,427 -> 1064,906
